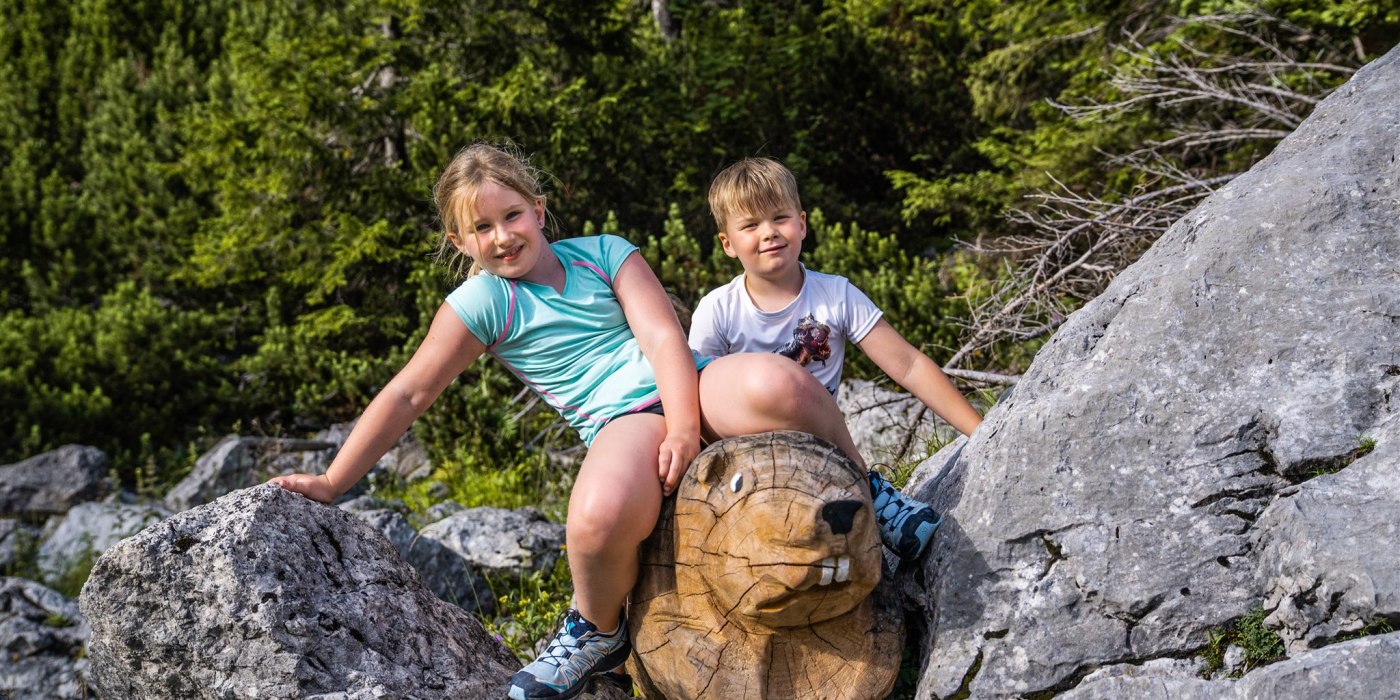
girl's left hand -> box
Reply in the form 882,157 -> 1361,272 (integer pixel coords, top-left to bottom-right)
657,433 -> 698,497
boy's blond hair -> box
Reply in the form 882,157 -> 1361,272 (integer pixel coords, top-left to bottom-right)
708,157 -> 803,231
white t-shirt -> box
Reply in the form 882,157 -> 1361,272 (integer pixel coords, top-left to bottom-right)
688,266 -> 882,395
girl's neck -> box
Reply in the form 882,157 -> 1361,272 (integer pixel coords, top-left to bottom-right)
744,264 -> 804,313
519,245 -> 566,293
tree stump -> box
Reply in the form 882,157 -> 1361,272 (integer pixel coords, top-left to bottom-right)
626,431 -> 904,699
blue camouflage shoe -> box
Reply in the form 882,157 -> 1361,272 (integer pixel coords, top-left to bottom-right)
508,608 -> 631,700
868,469 -> 943,561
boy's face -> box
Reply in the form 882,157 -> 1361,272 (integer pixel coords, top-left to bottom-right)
718,205 -> 807,280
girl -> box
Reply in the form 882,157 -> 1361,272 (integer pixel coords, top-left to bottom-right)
271,144 -> 865,700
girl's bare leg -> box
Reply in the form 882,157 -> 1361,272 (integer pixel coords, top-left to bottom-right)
566,412 -> 667,631
697,353 -> 867,470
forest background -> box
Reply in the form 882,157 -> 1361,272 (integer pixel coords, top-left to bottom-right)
3,0 -> 1397,509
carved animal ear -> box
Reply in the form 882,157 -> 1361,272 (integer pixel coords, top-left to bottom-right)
689,449 -> 733,489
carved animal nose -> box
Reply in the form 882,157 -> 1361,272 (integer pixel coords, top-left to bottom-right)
821,500 -> 862,535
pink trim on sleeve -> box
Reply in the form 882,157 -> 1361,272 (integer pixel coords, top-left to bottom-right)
570,260 -> 612,286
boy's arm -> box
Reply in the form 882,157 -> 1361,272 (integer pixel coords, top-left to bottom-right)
857,319 -> 982,437
614,252 -> 702,496
271,303 -> 486,502
686,291 -> 727,357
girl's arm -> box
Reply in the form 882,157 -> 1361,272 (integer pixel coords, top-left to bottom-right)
612,252 -> 701,496
271,304 -> 486,502
857,319 -> 983,437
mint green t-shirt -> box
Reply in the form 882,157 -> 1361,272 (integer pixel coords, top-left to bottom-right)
446,234 -> 710,445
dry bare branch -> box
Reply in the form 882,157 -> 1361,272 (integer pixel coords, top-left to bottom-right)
947,8 -> 1361,376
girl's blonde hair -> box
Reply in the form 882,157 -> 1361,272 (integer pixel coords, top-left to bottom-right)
433,143 -> 551,278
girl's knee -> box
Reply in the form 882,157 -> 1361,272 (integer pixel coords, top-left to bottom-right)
566,496 -> 655,554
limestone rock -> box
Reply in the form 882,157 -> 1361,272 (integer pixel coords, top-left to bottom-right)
163,435 -> 335,512
80,484 -> 518,698
418,507 -> 565,580
0,577 -> 91,699
839,379 -> 952,464
1061,632 -> 1400,700
1253,425 -> 1400,652
37,500 -> 168,582
905,44 -> 1400,696
165,427 -> 430,514
0,445 -> 110,517
351,508 -> 495,614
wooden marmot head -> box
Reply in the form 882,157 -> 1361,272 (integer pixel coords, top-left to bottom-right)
674,431 -> 882,632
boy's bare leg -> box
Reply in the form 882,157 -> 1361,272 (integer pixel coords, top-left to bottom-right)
698,353 -> 867,470
566,412 -> 666,631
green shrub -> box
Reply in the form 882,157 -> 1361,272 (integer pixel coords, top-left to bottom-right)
0,282 -> 235,487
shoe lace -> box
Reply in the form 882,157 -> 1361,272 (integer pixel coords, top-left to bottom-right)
537,610 -> 586,669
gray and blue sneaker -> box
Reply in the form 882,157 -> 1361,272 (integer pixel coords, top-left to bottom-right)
508,608 -> 631,700
868,469 -> 943,561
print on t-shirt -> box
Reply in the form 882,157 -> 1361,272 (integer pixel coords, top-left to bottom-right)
775,313 -> 833,367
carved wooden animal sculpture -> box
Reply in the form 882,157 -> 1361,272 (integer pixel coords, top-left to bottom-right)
626,431 -> 903,699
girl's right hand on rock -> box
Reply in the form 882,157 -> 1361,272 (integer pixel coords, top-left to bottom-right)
269,473 -> 339,504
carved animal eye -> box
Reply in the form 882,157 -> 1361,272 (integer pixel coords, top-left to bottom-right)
730,473 -> 743,493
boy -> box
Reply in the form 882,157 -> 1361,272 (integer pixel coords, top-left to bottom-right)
689,157 -> 983,561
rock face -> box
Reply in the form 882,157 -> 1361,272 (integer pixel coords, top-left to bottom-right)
1061,633 -> 1400,700
80,484 -> 519,698
906,44 -> 1400,696
0,445 -> 110,517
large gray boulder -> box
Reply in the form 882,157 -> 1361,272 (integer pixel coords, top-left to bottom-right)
79,484 -> 519,698
0,445 -> 110,517
0,577 -> 91,699
906,44 -> 1400,696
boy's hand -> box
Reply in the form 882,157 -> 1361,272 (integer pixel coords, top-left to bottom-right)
657,433 -> 698,497
269,473 -> 339,504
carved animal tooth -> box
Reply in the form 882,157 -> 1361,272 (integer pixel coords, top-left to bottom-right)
819,557 -> 835,586
835,556 -> 851,583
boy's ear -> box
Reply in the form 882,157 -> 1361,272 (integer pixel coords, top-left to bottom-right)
717,231 -> 738,258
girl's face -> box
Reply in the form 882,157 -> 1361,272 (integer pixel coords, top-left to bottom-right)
448,181 -> 557,285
